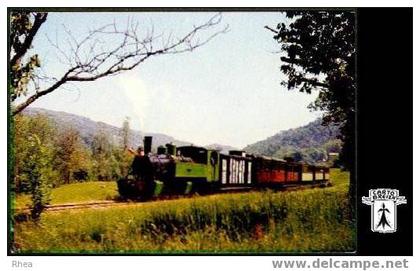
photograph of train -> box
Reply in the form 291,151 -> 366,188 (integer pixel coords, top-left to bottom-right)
9,9 -> 355,254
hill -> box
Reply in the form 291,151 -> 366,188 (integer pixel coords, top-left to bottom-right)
23,107 -> 191,150
22,108 -> 341,165
243,118 -> 342,165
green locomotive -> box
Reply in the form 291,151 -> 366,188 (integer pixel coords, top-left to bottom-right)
117,137 -> 221,199
117,136 -> 330,199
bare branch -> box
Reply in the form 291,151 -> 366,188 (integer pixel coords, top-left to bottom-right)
13,13 -> 228,116
13,68 -> 74,115
264,25 -> 278,34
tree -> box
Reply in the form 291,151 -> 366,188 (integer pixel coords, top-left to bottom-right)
119,117 -> 134,177
91,129 -> 117,181
9,12 -> 228,116
14,114 -> 58,193
55,127 -> 90,185
113,148 -> 132,179
121,116 -> 131,150
9,12 -> 47,102
69,146 -> 92,183
22,134 -> 54,220
322,139 -> 343,154
266,11 -> 355,199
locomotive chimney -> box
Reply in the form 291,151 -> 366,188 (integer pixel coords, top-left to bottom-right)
143,136 -> 152,154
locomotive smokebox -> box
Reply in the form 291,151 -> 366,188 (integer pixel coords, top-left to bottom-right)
144,136 -> 152,154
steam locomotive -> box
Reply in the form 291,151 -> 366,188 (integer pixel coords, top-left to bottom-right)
117,136 -> 330,199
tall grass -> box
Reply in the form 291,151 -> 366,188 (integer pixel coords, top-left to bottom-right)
13,169 -> 354,254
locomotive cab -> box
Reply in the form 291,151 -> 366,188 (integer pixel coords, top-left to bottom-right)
177,146 -> 208,164
176,146 -> 220,182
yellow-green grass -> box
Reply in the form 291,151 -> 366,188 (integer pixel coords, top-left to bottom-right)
12,169 -> 354,254
329,168 -> 350,192
14,182 -> 118,210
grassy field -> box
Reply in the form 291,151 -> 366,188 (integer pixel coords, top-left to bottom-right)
14,181 -> 118,209
12,169 -> 354,254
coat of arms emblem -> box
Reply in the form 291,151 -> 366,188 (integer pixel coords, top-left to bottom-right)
362,188 -> 407,233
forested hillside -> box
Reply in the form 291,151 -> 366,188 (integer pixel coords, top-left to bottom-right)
14,107 -> 191,192
24,108 -> 191,149
243,119 -> 342,165
14,108 -> 341,194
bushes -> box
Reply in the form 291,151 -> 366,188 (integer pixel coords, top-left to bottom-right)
14,114 -> 59,193
22,134 -> 54,220
14,114 -> 133,195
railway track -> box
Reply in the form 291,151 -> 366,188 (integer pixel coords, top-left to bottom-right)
14,181 -> 331,216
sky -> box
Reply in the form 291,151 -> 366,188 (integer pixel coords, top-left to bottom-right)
19,12 -> 321,148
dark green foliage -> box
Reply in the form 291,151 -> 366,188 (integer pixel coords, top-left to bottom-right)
269,11 -> 355,170
73,169 -> 89,182
244,118 -> 341,165
9,12 -> 47,101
